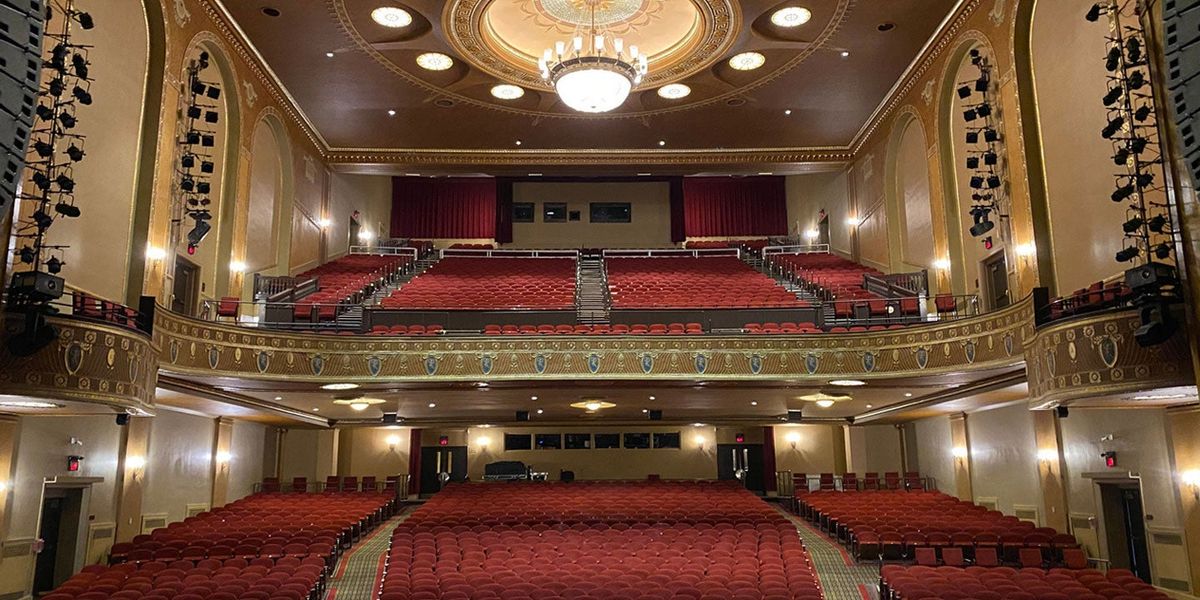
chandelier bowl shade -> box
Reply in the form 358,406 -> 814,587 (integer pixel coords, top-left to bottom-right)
551,57 -> 637,113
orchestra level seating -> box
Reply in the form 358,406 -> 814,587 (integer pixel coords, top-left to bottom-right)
880,564 -> 1169,600
380,481 -> 823,600
381,257 -> 576,310
606,257 -> 806,309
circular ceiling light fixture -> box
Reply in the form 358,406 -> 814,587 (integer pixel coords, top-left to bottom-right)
799,392 -> 852,408
333,397 -> 386,411
570,399 -> 617,413
540,4 -> 647,113
771,7 -> 812,27
829,379 -> 866,387
490,84 -> 525,100
320,383 -> 359,391
0,400 -> 63,409
416,52 -> 454,71
657,83 -> 691,99
371,6 -> 412,28
728,51 -> 766,71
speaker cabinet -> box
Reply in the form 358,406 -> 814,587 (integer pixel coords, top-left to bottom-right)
0,0 -> 46,216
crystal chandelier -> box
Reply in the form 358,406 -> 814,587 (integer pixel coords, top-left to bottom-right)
539,2 -> 648,113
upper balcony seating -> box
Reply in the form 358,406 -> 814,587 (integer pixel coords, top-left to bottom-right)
1048,279 -> 1134,321
447,243 -> 495,250
480,322 -> 706,335
380,257 -> 576,310
381,481 -> 823,600
293,255 -> 410,321
607,256 -> 806,309
797,490 -> 1077,565
880,564 -> 1168,600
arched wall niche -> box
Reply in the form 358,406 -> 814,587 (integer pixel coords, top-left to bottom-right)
34,0 -> 151,304
243,109 -> 294,280
884,108 -> 937,272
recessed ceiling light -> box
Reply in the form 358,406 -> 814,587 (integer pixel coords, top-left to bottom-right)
528,173 -> 543,177
830,379 -> 866,387
637,172 -> 652,176
904,393 -> 913,398
387,110 -> 396,116
325,52 -> 335,58
771,6 -> 812,27
262,7 -> 281,17
658,140 -> 666,146
750,401 -> 758,406
274,396 -> 282,401
515,140 -> 522,146
531,395 -> 538,400
866,404 -> 873,409
784,109 -> 792,115
840,50 -> 851,58
692,423 -> 706,427
428,403 -> 436,408
333,397 -> 385,411
758,172 -> 773,176
491,84 -> 525,100
416,52 -> 454,71
657,83 -> 691,99
371,6 -> 413,28
476,382 -> 489,388
313,407 -> 320,412
729,52 -> 766,71
877,22 -> 896,32
321,383 -> 359,391
801,392 -> 851,408
0,400 -> 62,409
536,409 -> 544,414
642,409 -> 649,414
649,396 -> 656,400
571,400 -> 616,412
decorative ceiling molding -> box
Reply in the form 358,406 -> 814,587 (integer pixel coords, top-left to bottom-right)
324,146 -> 854,167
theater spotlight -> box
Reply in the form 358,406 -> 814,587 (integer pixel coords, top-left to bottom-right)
1136,172 -> 1155,188
191,79 -> 207,96
983,151 -> 998,166
1134,104 -> 1152,122
1106,45 -> 1121,71
986,175 -> 1002,189
187,105 -> 202,119
963,107 -> 978,122
206,86 -> 221,100
1126,37 -> 1142,63
970,206 -> 995,237
1085,3 -> 1105,22
186,219 -> 212,247
32,172 -> 50,191
969,48 -> 983,65
45,256 -> 63,274
71,85 -> 91,105
35,104 -> 54,121
66,144 -> 85,162
185,131 -> 201,145
33,140 -> 53,158
54,202 -> 80,218
1122,216 -> 1145,234
1101,115 -> 1125,139
1130,137 -> 1149,154
196,182 -> 211,194
975,75 -> 989,92
970,175 -> 985,189
1113,147 -> 1130,165
31,210 -> 52,229
1116,245 -> 1140,262
201,134 -> 215,147
181,177 -> 195,192
71,53 -> 88,78
1127,71 -> 1146,91
1103,86 -> 1123,106
18,246 -> 34,264
965,130 -> 980,144
976,103 -> 992,117
204,110 -> 219,124
50,43 -> 67,69
58,112 -> 77,129
200,160 -> 214,174
1153,243 -> 1172,259
199,51 -> 210,69
1112,183 -> 1136,202
55,173 -> 75,192
983,128 -> 999,142
74,11 -> 95,30
181,153 -> 195,169
48,77 -> 64,97
1147,214 -> 1168,233
957,84 -> 972,99
966,156 -> 980,169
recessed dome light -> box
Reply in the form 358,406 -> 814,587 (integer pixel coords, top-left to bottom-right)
416,52 -> 454,71
0,400 -> 63,409
321,383 -> 359,391
729,52 -> 766,71
657,83 -> 691,99
491,84 -> 525,100
771,7 -> 812,27
371,7 -> 412,28
570,400 -> 616,413
333,397 -> 385,411
829,379 -> 866,387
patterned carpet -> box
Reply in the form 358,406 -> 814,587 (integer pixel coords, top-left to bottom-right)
778,507 -> 883,600
324,509 -> 411,600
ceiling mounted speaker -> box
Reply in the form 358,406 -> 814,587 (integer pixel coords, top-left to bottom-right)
516,410 -> 530,422
787,409 -> 803,423
648,410 -> 663,421
1055,406 -> 1069,419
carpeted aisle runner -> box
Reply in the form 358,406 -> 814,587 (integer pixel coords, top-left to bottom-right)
324,509 -> 411,600
777,506 -> 882,600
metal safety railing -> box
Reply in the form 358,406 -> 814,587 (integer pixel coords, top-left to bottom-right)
601,248 -> 741,258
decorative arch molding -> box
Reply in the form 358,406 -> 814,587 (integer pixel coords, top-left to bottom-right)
935,32 -> 998,297
125,0 -> 168,306
883,106 -> 934,274
244,106 -> 295,278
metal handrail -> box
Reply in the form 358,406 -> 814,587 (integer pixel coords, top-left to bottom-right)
762,244 -> 830,256
439,248 -> 580,259
602,248 -> 740,258
350,245 -> 419,258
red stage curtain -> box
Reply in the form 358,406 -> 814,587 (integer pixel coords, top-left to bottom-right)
682,176 -> 788,237
391,177 -> 497,239
408,429 -> 422,497
762,426 -> 777,493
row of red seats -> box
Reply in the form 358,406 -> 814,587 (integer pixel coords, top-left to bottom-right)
380,481 -> 823,600
261,475 -> 404,493
294,254 -> 410,321
771,252 -> 881,296
42,560 -> 325,600
1048,280 -> 1133,321
797,490 -> 1076,563
71,291 -> 141,330
369,325 -> 445,336
607,257 -> 806,309
382,257 -> 576,310
881,564 -> 1165,600
484,323 -> 705,335
448,243 -> 496,250
746,323 -> 910,334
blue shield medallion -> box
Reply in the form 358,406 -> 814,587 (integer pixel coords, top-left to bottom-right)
424,355 -> 438,376
310,354 -> 324,376
964,340 -> 977,364
587,353 -> 601,374
915,347 -> 929,370
694,353 -> 708,374
805,353 -> 819,374
256,351 -> 270,373
65,342 -> 83,375
480,355 -> 493,375
368,355 -> 383,376
207,346 -> 220,370
534,353 -> 547,374
862,351 -> 876,373
641,353 -> 654,374
1099,337 -> 1119,368
749,354 -> 763,375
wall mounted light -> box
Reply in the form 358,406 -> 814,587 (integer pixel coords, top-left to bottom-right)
952,446 -> 968,461
694,435 -> 707,450
215,451 -> 232,467
357,230 -> 375,242
385,434 -> 400,450
804,229 -> 820,240
146,245 -> 166,262
785,431 -> 801,449
0,481 -> 8,493
1182,470 -> 1200,499
475,436 -> 491,448
933,258 -> 952,271
229,260 -> 246,274
317,217 -> 332,229
126,455 -> 146,480
1037,448 -> 1058,463
846,216 -> 863,227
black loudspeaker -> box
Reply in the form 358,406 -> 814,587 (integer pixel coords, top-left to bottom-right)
648,410 -> 662,421
515,410 -> 529,422
115,414 -> 130,426
1134,300 -> 1177,346
0,0 -> 46,216
1165,0 -> 1200,184
381,412 -> 400,424
1055,406 -> 1069,419
1124,262 -> 1178,293
8,270 -> 63,301
787,409 -> 803,423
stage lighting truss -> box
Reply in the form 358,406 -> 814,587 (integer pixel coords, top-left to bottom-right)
1088,1 -> 1176,268
170,49 -> 222,255
9,0 -> 96,295
958,48 -> 1010,241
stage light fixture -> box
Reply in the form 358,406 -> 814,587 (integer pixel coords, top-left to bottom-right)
71,85 -> 91,105
201,134 -> 215,147
185,131 -> 201,145
48,77 -> 64,97
181,154 -> 195,169
181,177 -> 195,192
32,172 -> 51,191
1115,246 -> 1140,262
35,104 -> 53,121
1153,244 -> 1172,259
206,86 -> 221,100
1147,214 -> 1168,233
970,175 -> 985,189
1112,183 -> 1135,202
187,105 -> 201,119
1085,3 -> 1104,21
201,160 -> 214,174
199,51 -> 210,69
1106,45 -> 1121,71
72,53 -> 88,78
191,79 -> 207,96
1127,70 -> 1145,90
966,130 -> 980,144
1103,86 -> 1123,106
74,11 -> 94,30
1134,104 -> 1152,122
55,202 -> 80,218
1113,147 -> 1130,165
963,107 -> 978,122
46,256 -> 63,274
975,75 -> 989,92
18,246 -> 34,263
984,151 -> 998,166
1102,115 -> 1125,139
33,140 -> 53,158
987,175 -> 1002,189
1136,172 -> 1154,188
970,206 -> 995,237
976,103 -> 992,117
58,112 -> 77,129
187,219 -> 212,247
31,210 -> 52,229
1130,137 -> 1149,154
196,182 -> 211,194
204,110 -> 219,124
55,174 -> 75,192
1122,216 -> 1145,233
1127,37 -> 1142,63
966,156 -> 980,169
66,144 -> 84,162
957,85 -> 972,99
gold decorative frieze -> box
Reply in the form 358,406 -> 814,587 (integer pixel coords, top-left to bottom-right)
153,298 -> 1033,383
0,313 -> 158,414
1025,307 -> 1194,409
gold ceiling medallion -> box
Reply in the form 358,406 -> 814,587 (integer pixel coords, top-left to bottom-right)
444,0 -> 739,94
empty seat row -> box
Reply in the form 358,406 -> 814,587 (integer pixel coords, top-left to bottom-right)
607,257 -> 806,310
382,257 -> 577,310
484,323 -> 705,336
293,254 -> 410,321
881,564 -> 1166,600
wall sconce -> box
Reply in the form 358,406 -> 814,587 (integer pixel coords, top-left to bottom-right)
1014,243 -> 1036,265
126,455 -> 146,480
475,436 -> 490,448
357,230 -> 375,243
694,435 -> 707,450
317,217 -> 332,229
785,431 -> 802,449
145,245 -> 166,262
229,260 -> 246,274
933,258 -> 952,272
0,481 -> 11,493
215,451 -> 232,468
803,229 -> 820,241
952,446 -> 968,462
385,434 -> 400,450
846,216 -> 862,227
1182,470 -> 1200,499
1037,448 -> 1058,463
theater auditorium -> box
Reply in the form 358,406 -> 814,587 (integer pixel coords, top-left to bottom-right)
3,1 -> 1200,600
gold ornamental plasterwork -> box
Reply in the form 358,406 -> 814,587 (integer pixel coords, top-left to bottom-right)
325,146 -> 854,168
1024,306 -> 1194,409
445,0 -> 737,93
153,298 -> 1033,383
0,313 -> 159,414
